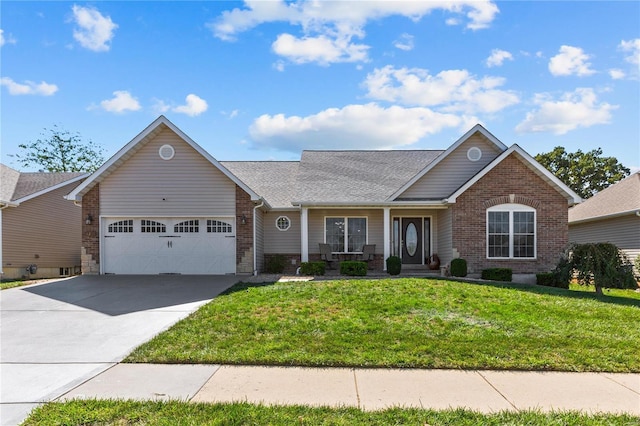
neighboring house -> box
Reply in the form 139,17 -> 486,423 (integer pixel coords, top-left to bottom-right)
65,116 -> 581,277
0,164 -> 87,279
569,171 -> 640,264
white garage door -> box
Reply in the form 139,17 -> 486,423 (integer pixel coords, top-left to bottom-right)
103,217 -> 236,275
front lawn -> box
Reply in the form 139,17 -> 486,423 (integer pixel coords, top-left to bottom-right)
126,278 -> 640,372
22,400 -> 639,426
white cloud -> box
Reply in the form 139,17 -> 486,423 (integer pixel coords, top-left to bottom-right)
619,38 -> 640,65
609,69 -> 626,80
0,29 -> 17,47
516,88 -> 616,135
486,49 -> 513,67
249,103 -> 466,152
272,33 -> 368,65
151,99 -> 170,114
99,91 -> 141,113
0,77 -> 58,96
209,1 -> 498,65
394,33 -> 414,51
363,66 -> 519,114
71,5 -> 118,52
548,45 -> 595,77
172,94 -> 208,116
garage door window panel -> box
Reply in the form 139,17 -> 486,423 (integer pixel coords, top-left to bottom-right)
207,220 -> 233,233
141,220 -> 167,233
108,220 -> 133,233
174,220 -> 199,233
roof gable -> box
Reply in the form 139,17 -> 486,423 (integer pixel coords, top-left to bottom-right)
388,124 -> 508,200
66,116 -> 260,202
446,144 -> 582,205
569,171 -> 640,223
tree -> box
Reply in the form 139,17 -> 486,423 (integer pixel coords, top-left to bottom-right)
11,125 -> 104,172
555,243 -> 637,295
535,147 -> 629,199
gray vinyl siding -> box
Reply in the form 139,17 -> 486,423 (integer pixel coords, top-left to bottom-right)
255,208 -> 265,273
437,208 -> 453,266
263,211 -> 301,254
308,209 -> 383,254
2,183 -> 82,268
100,128 -> 236,216
399,135 -> 502,199
569,215 -> 640,253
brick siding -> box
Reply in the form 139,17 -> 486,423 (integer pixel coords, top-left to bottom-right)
236,185 -> 254,274
81,184 -> 100,274
451,154 -> 568,274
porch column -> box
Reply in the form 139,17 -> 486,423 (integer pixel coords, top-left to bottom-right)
301,207 -> 309,262
383,207 -> 390,271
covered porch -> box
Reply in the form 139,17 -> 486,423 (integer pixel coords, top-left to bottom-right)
299,205 -> 452,271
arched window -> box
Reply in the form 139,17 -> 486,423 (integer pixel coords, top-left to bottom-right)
487,204 -> 536,259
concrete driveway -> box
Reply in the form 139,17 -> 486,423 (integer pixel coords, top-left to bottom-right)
0,274 -> 238,426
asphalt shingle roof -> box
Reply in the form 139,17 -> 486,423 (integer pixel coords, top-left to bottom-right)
0,164 -> 85,202
568,171 -> 640,222
294,150 -> 444,203
221,161 -> 299,209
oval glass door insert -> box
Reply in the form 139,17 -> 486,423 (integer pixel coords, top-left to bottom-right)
406,223 -> 418,256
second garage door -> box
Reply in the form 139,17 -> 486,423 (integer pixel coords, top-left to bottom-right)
103,217 -> 236,275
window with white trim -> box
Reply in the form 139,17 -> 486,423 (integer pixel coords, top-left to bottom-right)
487,204 -> 536,259
275,216 -> 291,231
174,220 -> 199,233
325,217 -> 367,253
108,220 -> 133,233
207,219 -> 232,233
141,220 -> 166,233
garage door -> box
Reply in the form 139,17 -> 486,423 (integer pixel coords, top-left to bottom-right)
103,217 -> 236,275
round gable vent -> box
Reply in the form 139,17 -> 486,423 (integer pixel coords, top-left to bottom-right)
159,144 -> 175,160
467,146 -> 482,162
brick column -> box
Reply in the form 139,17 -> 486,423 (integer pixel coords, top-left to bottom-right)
236,185 -> 254,274
81,184 -> 100,274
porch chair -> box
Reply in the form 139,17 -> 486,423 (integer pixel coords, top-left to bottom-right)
358,244 -> 376,269
319,243 -> 338,269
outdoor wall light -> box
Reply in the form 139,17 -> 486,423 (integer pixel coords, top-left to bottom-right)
241,214 -> 247,225
85,214 -> 93,225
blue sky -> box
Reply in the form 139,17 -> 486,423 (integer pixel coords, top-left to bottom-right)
2,1 -> 639,172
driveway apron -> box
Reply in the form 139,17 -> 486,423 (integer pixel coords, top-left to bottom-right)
0,275 -> 237,426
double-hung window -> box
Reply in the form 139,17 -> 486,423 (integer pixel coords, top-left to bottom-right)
325,217 -> 367,253
487,204 -> 536,259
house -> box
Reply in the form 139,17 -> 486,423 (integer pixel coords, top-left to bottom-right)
569,171 -> 640,264
65,116 -> 581,277
0,164 -> 87,279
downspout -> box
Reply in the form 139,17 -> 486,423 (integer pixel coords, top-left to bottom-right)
253,200 -> 264,276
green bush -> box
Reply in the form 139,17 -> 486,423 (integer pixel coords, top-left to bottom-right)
450,258 -> 467,277
299,261 -> 326,276
634,256 -> 640,279
265,254 -> 286,274
481,268 -> 512,282
536,272 -> 569,289
556,242 -> 636,295
340,261 -> 367,276
386,256 -> 401,275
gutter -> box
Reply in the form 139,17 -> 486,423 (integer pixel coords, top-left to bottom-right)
252,199 -> 265,276
291,200 -> 448,208
569,209 -> 640,225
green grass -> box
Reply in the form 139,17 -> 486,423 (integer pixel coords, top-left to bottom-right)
126,278 -> 640,372
21,400 -> 640,426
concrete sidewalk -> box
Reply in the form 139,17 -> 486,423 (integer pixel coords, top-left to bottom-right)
61,364 -> 640,415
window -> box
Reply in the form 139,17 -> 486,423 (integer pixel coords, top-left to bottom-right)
487,204 -> 536,259
174,219 -> 199,233
207,219 -> 232,233
325,217 -> 367,253
108,220 -> 133,233
141,220 -> 166,233
275,216 -> 291,231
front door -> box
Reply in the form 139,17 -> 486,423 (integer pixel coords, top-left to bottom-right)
402,218 -> 422,264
